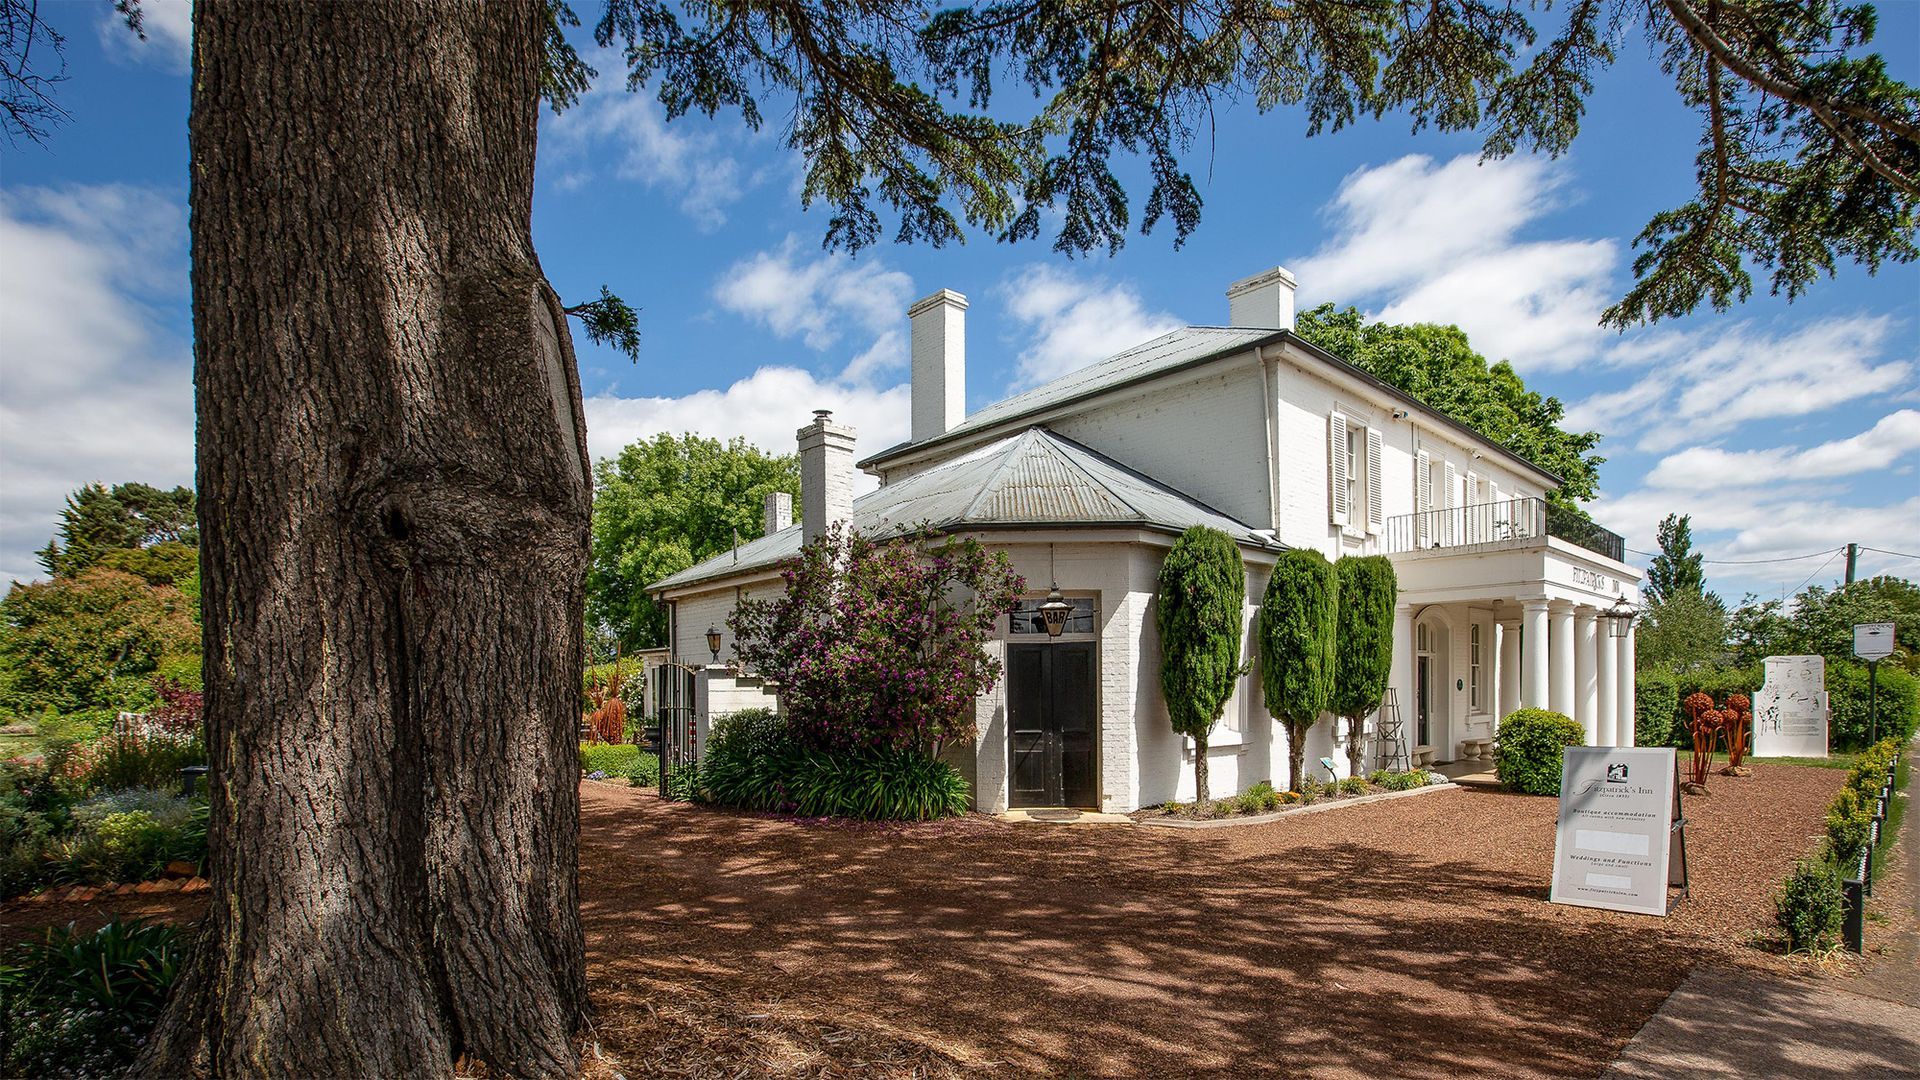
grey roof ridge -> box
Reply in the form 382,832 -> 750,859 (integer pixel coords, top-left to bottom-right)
857,325 -> 1563,488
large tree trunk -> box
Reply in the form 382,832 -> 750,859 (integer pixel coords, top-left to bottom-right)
138,2 -> 591,1075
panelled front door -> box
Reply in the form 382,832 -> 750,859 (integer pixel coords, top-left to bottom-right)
1008,642 -> 1097,808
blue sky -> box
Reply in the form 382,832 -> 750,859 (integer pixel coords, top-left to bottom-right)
2,1 -> 1916,600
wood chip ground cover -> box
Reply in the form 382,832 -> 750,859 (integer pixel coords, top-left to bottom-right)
0,763 -> 1848,1078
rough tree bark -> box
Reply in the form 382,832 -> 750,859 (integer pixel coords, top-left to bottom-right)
136,2 -> 591,1075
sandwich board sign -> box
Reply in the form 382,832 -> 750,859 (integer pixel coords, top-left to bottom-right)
1550,746 -> 1686,916
1855,622 -> 1895,662
1753,655 -> 1829,759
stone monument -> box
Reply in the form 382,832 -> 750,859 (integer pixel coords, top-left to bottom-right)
1752,655 -> 1829,759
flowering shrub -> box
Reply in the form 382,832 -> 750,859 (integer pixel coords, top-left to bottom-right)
729,525 -> 1023,757
145,677 -> 203,737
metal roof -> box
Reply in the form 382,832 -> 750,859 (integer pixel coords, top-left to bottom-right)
651,427 -> 1275,594
856,325 -> 1561,487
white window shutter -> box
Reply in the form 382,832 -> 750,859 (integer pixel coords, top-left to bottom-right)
1414,449 -> 1431,546
1442,461 -> 1458,544
1328,411 -> 1349,526
1365,427 -> 1384,532
1466,471 -> 1481,541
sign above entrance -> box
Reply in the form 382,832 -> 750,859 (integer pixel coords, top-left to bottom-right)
1550,747 -> 1684,917
1854,622 -> 1896,662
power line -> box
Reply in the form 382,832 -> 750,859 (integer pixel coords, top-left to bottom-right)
1861,547 -> 1919,561
1626,545 -> 1846,566
1784,548 -> 1845,601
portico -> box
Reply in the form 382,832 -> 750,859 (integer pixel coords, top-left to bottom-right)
1383,500 -> 1642,765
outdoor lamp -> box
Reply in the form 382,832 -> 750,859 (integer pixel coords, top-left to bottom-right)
1040,588 -> 1072,638
1603,595 -> 1637,639
705,625 -> 723,663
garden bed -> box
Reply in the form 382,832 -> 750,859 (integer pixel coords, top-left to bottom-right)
1137,778 -> 1457,829
1134,769 -> 1442,823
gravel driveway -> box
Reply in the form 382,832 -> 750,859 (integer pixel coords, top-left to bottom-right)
579,763 -> 1843,1079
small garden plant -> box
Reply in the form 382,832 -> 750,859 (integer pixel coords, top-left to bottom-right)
1493,708 -> 1583,796
1144,769 -> 1435,819
1,919 -> 183,1078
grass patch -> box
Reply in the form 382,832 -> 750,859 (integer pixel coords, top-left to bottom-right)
1698,750 -> 1857,770
1872,748 -> 1909,885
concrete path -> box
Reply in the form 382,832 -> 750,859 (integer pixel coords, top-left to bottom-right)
1607,741 -> 1920,1080
1602,965 -> 1920,1079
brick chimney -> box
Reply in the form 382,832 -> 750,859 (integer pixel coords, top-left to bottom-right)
1226,266 -> 1297,330
763,491 -> 793,535
796,410 -> 855,544
909,288 -> 967,441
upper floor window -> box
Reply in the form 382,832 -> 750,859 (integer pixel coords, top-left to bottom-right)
1329,410 -> 1383,535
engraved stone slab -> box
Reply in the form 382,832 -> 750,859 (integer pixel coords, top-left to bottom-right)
1752,655 -> 1829,759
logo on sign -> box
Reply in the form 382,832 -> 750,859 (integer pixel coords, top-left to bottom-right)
1607,763 -> 1630,783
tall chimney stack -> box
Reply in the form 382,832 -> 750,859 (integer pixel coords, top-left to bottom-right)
796,410 -> 856,544
763,491 -> 793,535
909,288 -> 967,441
1226,266 -> 1297,330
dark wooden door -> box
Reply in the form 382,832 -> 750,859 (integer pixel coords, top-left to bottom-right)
1008,642 -> 1097,807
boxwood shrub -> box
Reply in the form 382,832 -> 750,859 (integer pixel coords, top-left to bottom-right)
1774,857 -> 1844,953
1494,708 -> 1585,796
578,742 -> 641,776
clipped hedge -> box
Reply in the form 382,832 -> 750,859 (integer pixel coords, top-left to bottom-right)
1774,857 -> 1844,954
1828,661 -> 1919,750
1634,667 -> 1679,749
1494,708 -> 1585,796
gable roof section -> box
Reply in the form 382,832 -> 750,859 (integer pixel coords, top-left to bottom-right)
857,325 -> 1562,487
651,427 -> 1275,595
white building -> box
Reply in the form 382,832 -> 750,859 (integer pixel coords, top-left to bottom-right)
652,267 -> 1641,813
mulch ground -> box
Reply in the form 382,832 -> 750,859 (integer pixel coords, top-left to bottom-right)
0,763 -> 1851,1078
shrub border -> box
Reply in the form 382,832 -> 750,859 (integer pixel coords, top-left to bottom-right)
1138,779 -> 1457,830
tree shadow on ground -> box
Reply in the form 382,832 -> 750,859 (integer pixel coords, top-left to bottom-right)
577,779 -> 1839,1079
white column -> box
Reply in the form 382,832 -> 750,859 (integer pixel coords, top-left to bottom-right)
1616,623 -> 1637,746
1596,622 -> 1618,748
1521,600 -> 1550,709
1497,619 -> 1521,724
1548,602 -> 1576,717
1386,605 -> 1415,768
1574,610 -> 1598,744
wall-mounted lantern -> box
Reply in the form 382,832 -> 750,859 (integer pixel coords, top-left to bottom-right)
1040,587 -> 1072,638
706,625 -> 723,663
1603,595 -> 1637,639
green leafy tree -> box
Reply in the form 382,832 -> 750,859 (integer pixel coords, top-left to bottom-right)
1294,307 -> 1603,504
1646,513 -> 1708,604
1260,549 -> 1337,793
35,483 -> 197,579
1637,590 -> 1730,673
589,433 -> 800,649
0,568 -> 198,716
1727,595 -> 1794,666
95,542 -> 198,588
1330,555 -> 1396,778
1155,527 -> 1246,806
1785,575 -> 1920,672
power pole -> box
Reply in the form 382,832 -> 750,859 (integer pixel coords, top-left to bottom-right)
1845,542 -> 1859,585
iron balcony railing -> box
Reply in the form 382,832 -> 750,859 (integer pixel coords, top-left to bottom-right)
1381,496 -> 1624,562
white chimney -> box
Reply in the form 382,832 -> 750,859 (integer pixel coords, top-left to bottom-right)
763,491 -> 793,535
1226,266 -> 1297,330
909,288 -> 967,441
796,410 -> 856,544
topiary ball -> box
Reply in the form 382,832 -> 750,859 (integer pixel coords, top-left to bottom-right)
1494,708 -> 1586,796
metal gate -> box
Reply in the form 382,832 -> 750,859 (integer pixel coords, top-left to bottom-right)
651,662 -> 698,795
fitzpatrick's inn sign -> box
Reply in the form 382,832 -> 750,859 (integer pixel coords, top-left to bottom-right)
1550,747 -> 1686,917
1571,567 -> 1615,592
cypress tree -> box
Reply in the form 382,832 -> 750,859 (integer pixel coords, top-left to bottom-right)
1260,550 -> 1338,792
1156,526 -> 1246,806
1331,556 -> 1398,778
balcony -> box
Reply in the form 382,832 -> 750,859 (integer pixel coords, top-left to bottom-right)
1381,497 -> 1624,563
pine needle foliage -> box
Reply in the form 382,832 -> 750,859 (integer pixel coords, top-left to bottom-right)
1260,549 -> 1337,792
1156,526 -> 1245,806
1331,555 -> 1397,779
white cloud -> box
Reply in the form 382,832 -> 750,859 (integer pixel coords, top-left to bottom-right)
543,63 -> 758,229
0,185 -> 194,585
99,0 -> 192,72
1641,410 -> 1920,491
711,238 -> 914,351
1000,265 -> 1183,389
583,367 -> 909,492
1562,315 -> 1911,450
1295,154 -> 1617,370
